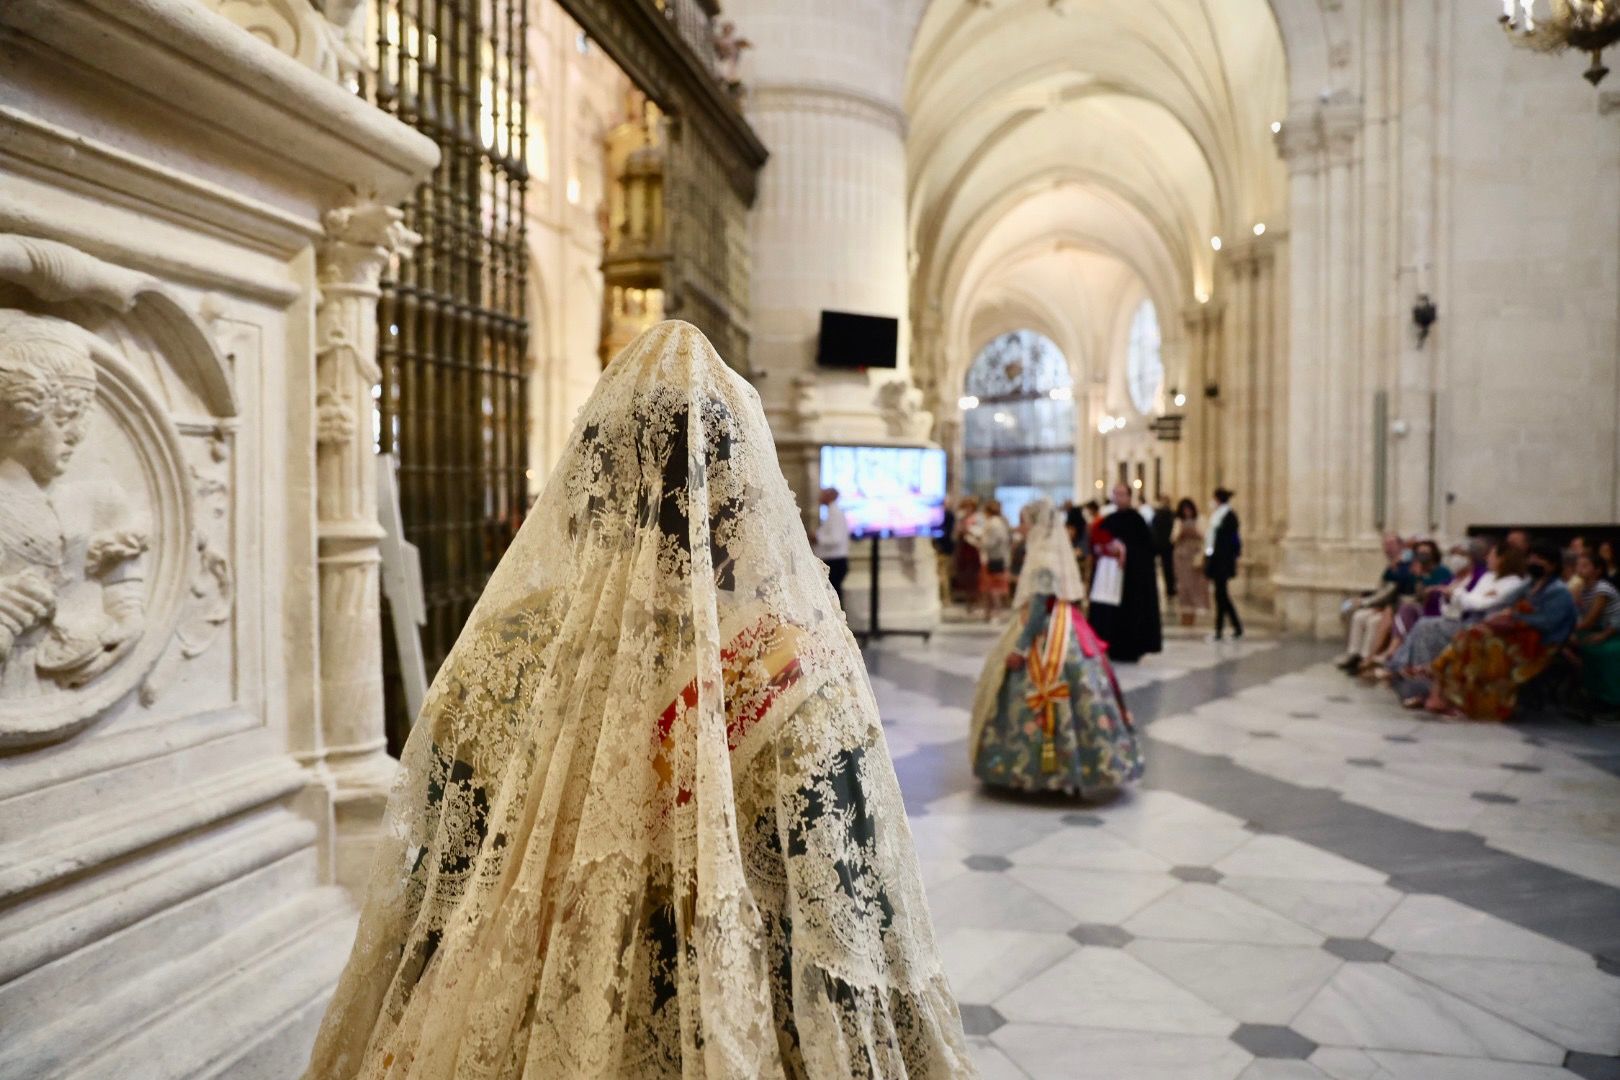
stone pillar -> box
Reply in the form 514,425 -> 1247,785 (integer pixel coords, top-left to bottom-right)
730,0 -> 937,633
1275,98 -> 1372,636
1221,233 -> 1282,604
1181,300 -> 1224,506
313,203 -> 418,887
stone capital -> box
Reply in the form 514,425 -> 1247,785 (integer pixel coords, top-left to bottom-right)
318,204 -> 419,292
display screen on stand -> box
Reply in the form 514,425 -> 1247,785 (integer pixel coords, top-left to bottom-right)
818,444 -> 947,540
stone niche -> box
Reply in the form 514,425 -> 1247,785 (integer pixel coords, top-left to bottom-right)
0,1 -> 434,1075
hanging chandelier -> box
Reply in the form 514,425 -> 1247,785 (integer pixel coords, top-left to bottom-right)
1499,1 -> 1620,85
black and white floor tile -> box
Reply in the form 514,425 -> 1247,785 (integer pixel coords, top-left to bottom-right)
864,625 -> 1620,1080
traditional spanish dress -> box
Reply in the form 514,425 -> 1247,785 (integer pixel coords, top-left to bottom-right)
970,500 -> 1143,796
1430,577 -> 1578,721
304,322 -> 974,1079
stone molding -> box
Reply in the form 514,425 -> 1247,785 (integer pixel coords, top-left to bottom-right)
1275,94 -> 1364,175
748,81 -> 910,137
0,0 -> 438,207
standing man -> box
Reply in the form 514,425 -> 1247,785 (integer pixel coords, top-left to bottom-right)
1151,495 -> 1177,603
817,486 -> 851,607
1204,487 -> 1244,640
1087,484 -> 1164,662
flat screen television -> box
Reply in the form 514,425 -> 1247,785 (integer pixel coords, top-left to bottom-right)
816,310 -> 899,369
819,444 -> 947,540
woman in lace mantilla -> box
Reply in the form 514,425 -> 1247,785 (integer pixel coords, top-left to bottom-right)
304,321 -> 974,1079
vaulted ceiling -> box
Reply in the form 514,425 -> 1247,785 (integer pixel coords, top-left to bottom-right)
906,0 -> 1288,396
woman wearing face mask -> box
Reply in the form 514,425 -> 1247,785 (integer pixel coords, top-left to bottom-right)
1425,538 -> 1579,720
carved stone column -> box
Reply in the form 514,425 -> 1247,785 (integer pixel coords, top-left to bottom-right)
314,203 -> 417,886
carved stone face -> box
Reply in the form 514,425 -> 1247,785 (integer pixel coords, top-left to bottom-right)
0,312 -> 101,486
9,387 -> 92,485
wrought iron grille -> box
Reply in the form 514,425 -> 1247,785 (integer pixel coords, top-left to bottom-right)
362,0 -> 529,738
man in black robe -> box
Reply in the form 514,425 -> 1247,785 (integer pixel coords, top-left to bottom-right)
1088,484 -> 1163,662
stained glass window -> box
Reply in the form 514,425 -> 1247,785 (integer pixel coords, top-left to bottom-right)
962,330 -> 1076,517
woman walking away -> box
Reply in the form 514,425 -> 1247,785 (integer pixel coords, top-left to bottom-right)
304,321 -> 973,1080
969,499 -> 1143,797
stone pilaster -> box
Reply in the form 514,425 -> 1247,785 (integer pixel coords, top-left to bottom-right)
313,203 -> 418,887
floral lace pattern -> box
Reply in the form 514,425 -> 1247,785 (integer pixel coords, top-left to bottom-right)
304,321 -> 974,1079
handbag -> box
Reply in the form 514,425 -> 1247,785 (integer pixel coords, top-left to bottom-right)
1090,555 -> 1124,606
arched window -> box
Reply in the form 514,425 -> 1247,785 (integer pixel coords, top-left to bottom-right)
962,330 -> 1075,519
1126,300 -> 1163,415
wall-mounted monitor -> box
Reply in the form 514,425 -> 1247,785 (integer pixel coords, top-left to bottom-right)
819,444 -> 947,540
816,310 -> 899,369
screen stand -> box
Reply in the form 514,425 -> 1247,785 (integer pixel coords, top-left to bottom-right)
855,533 -> 932,647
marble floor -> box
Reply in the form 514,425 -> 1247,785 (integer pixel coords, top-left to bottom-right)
865,624 -> 1620,1080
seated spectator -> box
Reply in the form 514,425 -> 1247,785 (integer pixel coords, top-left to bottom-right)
1388,541 -> 1526,706
1426,538 -> 1578,720
1368,540 -> 1454,675
1573,551 -> 1620,710
1338,533 -> 1415,673
1564,543 -> 1585,600
1599,539 -> 1620,588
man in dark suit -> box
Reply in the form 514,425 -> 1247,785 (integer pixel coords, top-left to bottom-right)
1151,495 -> 1176,602
1204,487 -> 1243,640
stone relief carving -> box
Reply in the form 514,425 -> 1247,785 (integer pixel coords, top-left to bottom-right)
0,313 -> 149,694
201,0 -> 362,85
875,378 -> 931,441
0,234 -> 232,749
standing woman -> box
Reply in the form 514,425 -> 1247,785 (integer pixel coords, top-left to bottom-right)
1171,498 -> 1208,627
1204,488 -> 1244,640
304,322 -> 973,1079
977,499 -> 1014,619
969,499 -> 1143,797
951,496 -> 982,604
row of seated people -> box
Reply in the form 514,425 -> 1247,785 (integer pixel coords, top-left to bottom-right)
1336,531 -> 1620,721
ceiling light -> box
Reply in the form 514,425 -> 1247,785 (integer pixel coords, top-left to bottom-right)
958,394 -> 979,410
1173,391 -> 1187,407
1210,236 -> 1223,251
1270,120 -> 1282,134
1253,222 -> 1266,236
1094,479 -> 1105,489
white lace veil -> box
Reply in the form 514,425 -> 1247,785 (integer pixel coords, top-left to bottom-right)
1012,498 -> 1085,607
305,321 -> 969,1079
